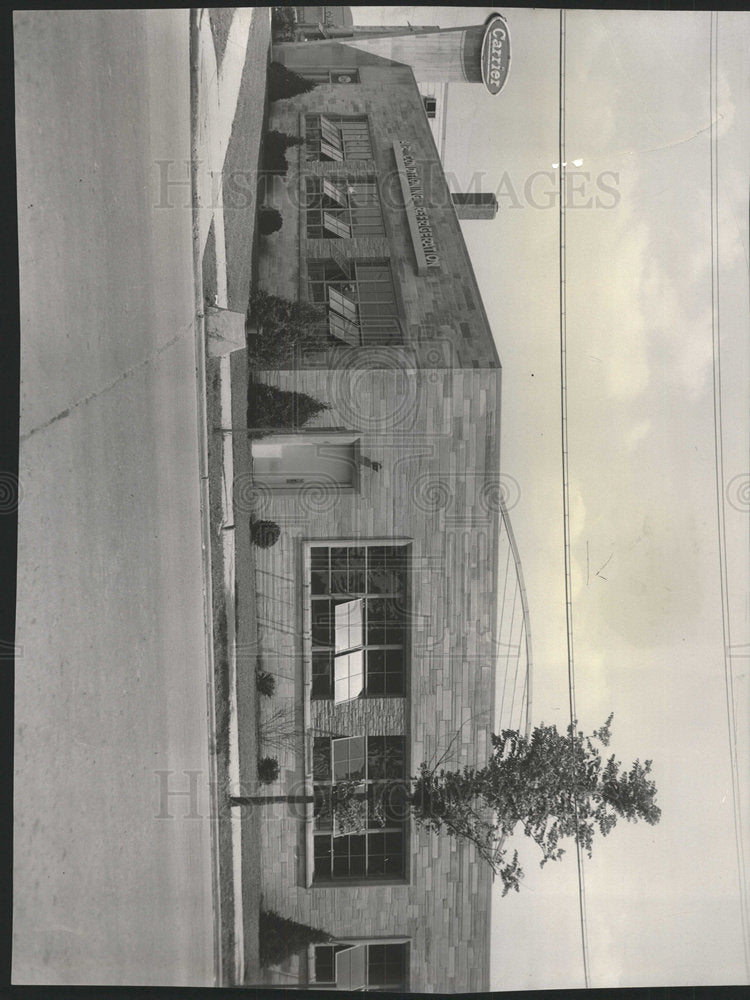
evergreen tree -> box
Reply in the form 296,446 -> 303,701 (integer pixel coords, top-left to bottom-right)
268,62 -> 318,102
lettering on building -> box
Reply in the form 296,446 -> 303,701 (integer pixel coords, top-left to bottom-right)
397,140 -> 440,269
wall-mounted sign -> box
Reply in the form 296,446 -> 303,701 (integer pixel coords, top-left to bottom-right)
392,140 -> 441,276
481,13 -> 511,95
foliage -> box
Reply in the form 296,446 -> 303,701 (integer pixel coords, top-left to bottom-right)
259,909 -> 332,968
257,756 -> 280,785
246,289 -> 325,367
271,6 -> 297,31
411,715 -> 661,894
256,670 -> 276,696
268,61 -> 318,102
263,130 -> 304,175
258,207 -> 283,236
250,519 -> 281,549
247,382 -> 328,431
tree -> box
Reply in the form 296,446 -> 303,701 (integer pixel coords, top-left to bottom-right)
411,715 -> 661,894
247,382 -> 329,430
263,130 -> 305,176
258,207 -> 283,236
268,62 -> 318,102
230,715 -> 660,898
259,909 -> 332,968
246,290 -> 325,367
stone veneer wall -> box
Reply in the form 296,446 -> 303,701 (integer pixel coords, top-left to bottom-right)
259,49 -> 500,371
249,44 -> 503,994
249,366 -> 500,993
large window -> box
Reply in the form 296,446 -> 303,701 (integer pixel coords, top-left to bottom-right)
307,260 -> 402,346
305,177 -> 384,239
313,735 -> 407,881
305,115 -> 372,162
314,941 -> 409,991
310,545 -> 408,699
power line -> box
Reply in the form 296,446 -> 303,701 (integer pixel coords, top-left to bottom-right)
558,9 -> 591,989
708,11 -> 750,979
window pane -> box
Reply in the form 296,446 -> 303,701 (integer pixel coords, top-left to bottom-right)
334,599 -> 364,652
323,211 -> 351,238
333,650 -> 364,703
322,178 -> 347,206
312,599 -> 333,647
332,736 -> 366,780
314,836 -> 332,879
329,311 -> 360,346
314,787 -> 333,830
368,943 -> 407,988
319,115 -> 342,147
329,286 -> 358,322
321,139 -> 343,162
368,736 -> 405,779
367,598 -> 404,645
313,736 -> 331,780
314,945 -> 336,984
312,652 -> 332,699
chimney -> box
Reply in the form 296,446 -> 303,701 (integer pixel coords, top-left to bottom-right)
452,192 -> 498,220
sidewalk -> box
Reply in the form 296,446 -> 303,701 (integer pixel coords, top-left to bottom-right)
190,6 -> 271,986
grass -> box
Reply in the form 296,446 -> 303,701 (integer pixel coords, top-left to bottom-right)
221,20 -> 272,312
202,218 -> 218,310
208,8 -> 236,67
205,357 -> 237,980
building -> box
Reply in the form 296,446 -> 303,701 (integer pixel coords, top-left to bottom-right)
244,14 -> 519,992
451,192 -> 499,221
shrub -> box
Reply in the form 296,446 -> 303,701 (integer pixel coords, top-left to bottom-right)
271,6 -> 296,33
268,61 -> 318,102
248,289 -> 324,332
246,291 -> 326,367
257,756 -> 280,785
259,910 -> 333,968
250,519 -> 281,548
247,382 -> 329,430
262,131 -> 304,176
258,207 -> 283,236
256,670 -> 276,696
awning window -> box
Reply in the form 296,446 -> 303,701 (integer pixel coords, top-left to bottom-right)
319,115 -> 343,160
323,211 -> 351,238
322,178 -> 348,206
335,944 -> 367,991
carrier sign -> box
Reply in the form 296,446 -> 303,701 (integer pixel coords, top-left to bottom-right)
481,14 -> 511,95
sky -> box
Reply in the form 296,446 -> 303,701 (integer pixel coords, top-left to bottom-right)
355,7 -> 750,991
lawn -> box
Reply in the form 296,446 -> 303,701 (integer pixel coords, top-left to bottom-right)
220,12 -> 271,311
208,7 -> 236,67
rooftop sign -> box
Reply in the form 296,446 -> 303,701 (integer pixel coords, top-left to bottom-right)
481,13 -> 511,95
392,140 -> 441,276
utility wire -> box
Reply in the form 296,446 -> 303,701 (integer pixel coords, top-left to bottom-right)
708,12 -> 750,979
559,9 -> 591,989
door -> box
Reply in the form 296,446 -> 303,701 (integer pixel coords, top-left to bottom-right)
251,437 -> 356,489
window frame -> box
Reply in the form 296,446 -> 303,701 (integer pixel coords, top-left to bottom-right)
305,176 -> 385,241
301,538 -> 413,889
310,939 -> 411,991
305,114 -> 373,162
291,67 -> 361,85
309,543 -> 409,700
306,258 -> 403,347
